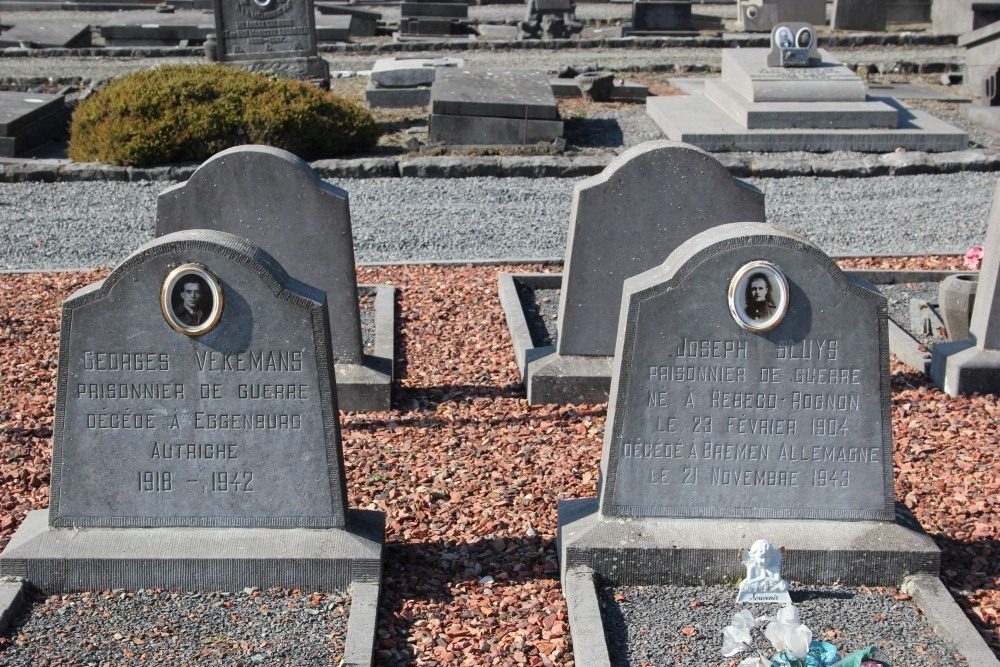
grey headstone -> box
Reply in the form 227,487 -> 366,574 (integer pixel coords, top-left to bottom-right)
599,222 -> 895,521
213,0 -> 329,83
831,0 -> 887,31
400,1 -> 468,17
156,145 -> 364,366
885,0 -> 929,23
48,230 -> 348,528
738,0 -> 826,31
931,179 -> 1000,395
631,1 -> 693,31
557,141 -> 765,358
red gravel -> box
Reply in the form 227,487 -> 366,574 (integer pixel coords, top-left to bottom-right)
0,260 -> 996,665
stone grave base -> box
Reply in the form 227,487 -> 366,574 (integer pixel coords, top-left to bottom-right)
498,272 -> 613,405
336,284 -> 394,411
0,509 -> 384,664
1,508 -> 384,593
366,84 -> 432,108
429,115 -> 564,145
646,95 -> 970,152
558,498 -> 940,587
931,341 -> 1000,396
226,57 -> 331,87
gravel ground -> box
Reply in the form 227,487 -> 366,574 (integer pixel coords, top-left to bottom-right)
0,172 -> 993,271
0,264 -> 997,665
0,587 -> 351,666
602,584 -> 966,667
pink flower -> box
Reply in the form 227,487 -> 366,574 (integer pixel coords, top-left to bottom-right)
964,246 -> 984,270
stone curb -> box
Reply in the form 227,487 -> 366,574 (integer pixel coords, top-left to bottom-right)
342,581 -> 381,667
2,150 -> 996,182
0,579 -> 27,634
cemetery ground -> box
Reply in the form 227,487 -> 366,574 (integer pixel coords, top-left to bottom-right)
0,256 -> 996,665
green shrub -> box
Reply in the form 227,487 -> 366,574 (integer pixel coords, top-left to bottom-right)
68,64 -> 379,167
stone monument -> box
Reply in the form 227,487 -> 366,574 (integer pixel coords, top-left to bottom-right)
931,179 -> 1000,396
212,0 -> 330,85
498,141 -> 764,404
558,221 -> 940,591
517,0 -> 583,40
647,23 -> 969,152
396,0 -> 473,40
156,145 -> 393,411
429,69 -> 563,145
0,230 -> 384,601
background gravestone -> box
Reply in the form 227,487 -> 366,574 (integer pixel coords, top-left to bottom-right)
931,179 -> 1000,396
559,222 -> 939,588
156,145 -> 391,411
558,141 -> 764,359
831,0 -> 887,31
213,0 -> 330,84
0,230 -> 383,593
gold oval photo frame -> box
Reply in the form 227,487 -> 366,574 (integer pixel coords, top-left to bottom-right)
728,261 -> 788,333
161,263 -> 223,337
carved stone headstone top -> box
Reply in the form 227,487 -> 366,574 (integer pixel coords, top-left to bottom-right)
48,229 -> 349,529
598,222 -> 894,521
156,145 -> 363,365
737,539 -> 792,604
766,22 -> 819,67
558,141 -> 765,358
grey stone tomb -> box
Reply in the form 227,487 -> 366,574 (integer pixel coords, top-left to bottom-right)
213,0 -> 330,85
831,0 -> 887,32
932,0 -> 1000,35
931,179 -> 1000,396
498,140 -> 764,404
647,22 -> 969,152
0,91 -> 69,158
396,0 -> 472,40
156,145 -> 393,411
0,230 -> 384,600
557,221 -> 940,588
429,69 -> 563,145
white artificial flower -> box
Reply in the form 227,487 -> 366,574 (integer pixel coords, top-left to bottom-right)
722,609 -> 759,656
764,605 -> 812,660
738,657 -> 772,667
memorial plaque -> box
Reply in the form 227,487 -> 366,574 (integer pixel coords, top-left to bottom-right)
599,222 -> 894,521
49,229 -> 349,529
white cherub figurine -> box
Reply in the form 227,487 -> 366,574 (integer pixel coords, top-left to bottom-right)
736,539 -> 792,605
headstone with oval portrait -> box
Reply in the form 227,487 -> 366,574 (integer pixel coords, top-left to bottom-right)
0,229 -> 383,594
212,0 -> 329,84
558,223 -> 940,592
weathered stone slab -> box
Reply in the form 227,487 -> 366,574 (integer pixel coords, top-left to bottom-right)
931,179 -> 1000,395
932,0 -> 1000,35
0,19 -> 91,47
398,17 -> 466,35
0,92 -> 68,158
370,56 -> 463,88
631,0 -> 693,31
721,49 -> 867,103
401,1 -> 467,17
831,0 -> 887,31
430,69 -> 560,121
601,222 -> 893,520
98,11 -> 213,46
429,114 -> 563,144
558,141 -> 764,359
365,83 -> 432,108
314,13 -> 352,42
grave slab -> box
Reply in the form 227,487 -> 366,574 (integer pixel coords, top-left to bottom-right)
365,84 -> 432,108
931,179 -> 1000,396
98,11 -> 213,46
429,114 -> 564,144
0,229 -> 384,596
370,56 -> 463,88
430,69 -> 560,120
0,19 -> 91,47
557,221 -> 939,588
721,49 -> 867,103
401,2 -> 467,17
0,92 -> 69,158
156,145 -> 392,411
498,141 -> 764,404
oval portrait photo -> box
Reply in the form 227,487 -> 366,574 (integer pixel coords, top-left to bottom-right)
161,263 -> 223,336
728,261 -> 789,333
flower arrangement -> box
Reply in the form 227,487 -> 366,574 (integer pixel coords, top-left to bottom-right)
964,246 -> 984,271
721,604 -> 889,667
